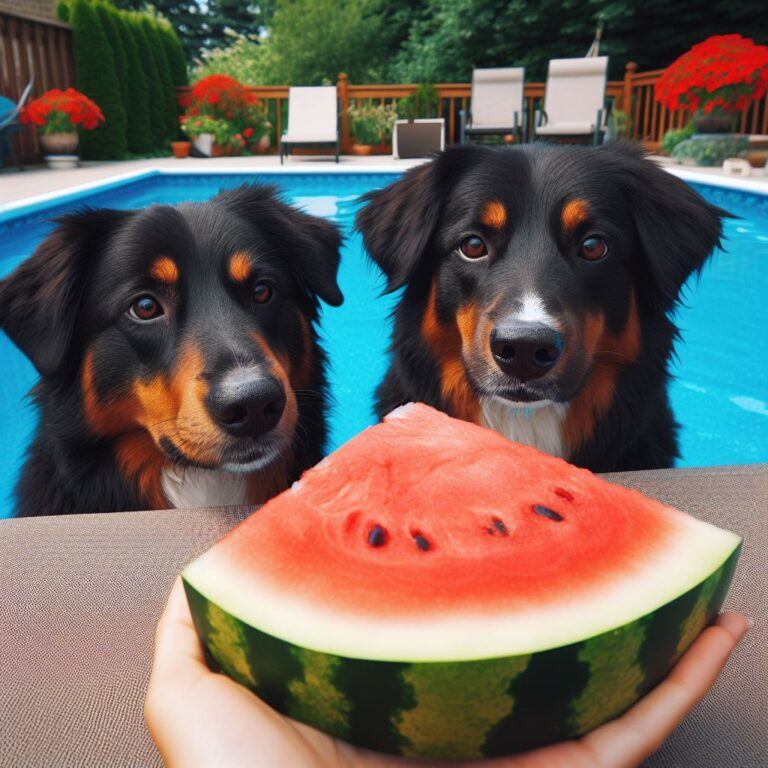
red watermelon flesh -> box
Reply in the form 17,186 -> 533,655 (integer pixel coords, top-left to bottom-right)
185,402 -> 739,663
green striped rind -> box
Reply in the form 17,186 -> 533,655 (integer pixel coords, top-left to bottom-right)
183,546 -> 738,759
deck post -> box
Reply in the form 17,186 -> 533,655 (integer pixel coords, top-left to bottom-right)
622,61 -> 638,131
337,72 -> 351,153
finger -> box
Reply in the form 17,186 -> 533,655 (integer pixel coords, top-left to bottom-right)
151,577 -> 209,683
581,612 -> 750,768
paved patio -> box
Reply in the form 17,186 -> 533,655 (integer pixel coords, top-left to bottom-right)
0,153 -> 765,208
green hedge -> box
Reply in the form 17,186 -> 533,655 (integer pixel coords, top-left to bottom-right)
144,19 -> 178,140
161,23 -> 189,88
71,0 -> 126,159
117,10 -> 153,153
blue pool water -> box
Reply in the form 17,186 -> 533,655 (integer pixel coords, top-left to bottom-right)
0,171 -> 766,517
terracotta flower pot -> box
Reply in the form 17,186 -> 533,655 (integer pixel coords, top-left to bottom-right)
351,143 -> 373,156
171,141 -> 192,159
41,131 -> 79,155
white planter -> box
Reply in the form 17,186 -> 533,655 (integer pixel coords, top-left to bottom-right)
44,155 -> 79,170
192,133 -> 214,157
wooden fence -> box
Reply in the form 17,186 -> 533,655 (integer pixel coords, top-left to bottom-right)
0,9 -> 76,163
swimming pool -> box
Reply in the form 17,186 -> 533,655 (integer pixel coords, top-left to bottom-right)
1,170 -> 766,518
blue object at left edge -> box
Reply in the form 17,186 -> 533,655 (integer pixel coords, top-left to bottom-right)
0,170 -> 766,518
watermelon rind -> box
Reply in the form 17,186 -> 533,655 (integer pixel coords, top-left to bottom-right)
183,545 -> 738,758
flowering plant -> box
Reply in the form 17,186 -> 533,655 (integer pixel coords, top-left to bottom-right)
179,74 -> 269,152
656,34 -> 768,114
21,88 -> 104,133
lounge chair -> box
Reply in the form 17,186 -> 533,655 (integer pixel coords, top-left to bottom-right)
460,67 -> 526,145
535,56 -> 609,146
0,78 -> 34,171
280,86 -> 339,164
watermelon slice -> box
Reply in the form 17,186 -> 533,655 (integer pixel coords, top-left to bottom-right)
183,403 -> 740,759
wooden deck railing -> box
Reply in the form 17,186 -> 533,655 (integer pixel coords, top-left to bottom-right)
0,9 -> 76,163
178,62 -> 767,154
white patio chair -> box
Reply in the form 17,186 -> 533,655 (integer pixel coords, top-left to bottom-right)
280,86 -> 339,164
460,67 -> 526,144
535,57 -> 609,145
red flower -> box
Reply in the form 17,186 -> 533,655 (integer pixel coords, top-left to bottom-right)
656,34 -> 768,114
243,126 -> 253,138
21,88 -> 104,131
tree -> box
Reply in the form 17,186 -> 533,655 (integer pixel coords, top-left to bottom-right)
116,9 -> 153,153
255,0 -> 388,85
70,0 -> 127,158
94,2 -> 128,119
144,19 -> 178,139
390,0 -> 768,83
129,14 -> 166,147
160,22 -> 189,87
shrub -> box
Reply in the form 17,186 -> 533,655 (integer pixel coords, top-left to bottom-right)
672,135 -> 749,167
21,88 -> 104,133
348,102 -> 397,144
656,34 -> 768,115
661,123 -> 695,156
116,10 -> 153,153
70,0 -> 126,159
94,2 -> 127,111
159,23 -> 188,88
398,84 -> 439,120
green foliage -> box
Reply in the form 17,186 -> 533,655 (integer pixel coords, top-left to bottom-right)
397,84 -> 439,120
194,33 -> 274,85
143,18 -> 178,139
94,2 -> 128,124
389,0 -> 768,83
70,0 -> 127,159
116,10 -> 153,153
128,15 -> 166,147
347,102 -> 398,144
160,23 -> 189,87
608,109 -> 629,139
672,135 -> 749,167
661,122 -> 695,156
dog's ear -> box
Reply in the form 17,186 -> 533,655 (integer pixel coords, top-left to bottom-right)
613,146 -> 728,308
355,159 -> 449,293
215,184 -> 343,307
0,209 -> 131,379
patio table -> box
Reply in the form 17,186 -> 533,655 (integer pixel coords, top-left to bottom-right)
1,464 -> 765,767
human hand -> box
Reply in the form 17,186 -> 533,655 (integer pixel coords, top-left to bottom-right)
146,578 -> 749,768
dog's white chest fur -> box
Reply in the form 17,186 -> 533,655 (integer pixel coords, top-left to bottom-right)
480,397 -> 568,458
161,466 -> 248,509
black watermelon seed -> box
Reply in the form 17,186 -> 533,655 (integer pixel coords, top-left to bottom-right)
492,517 -> 509,536
412,533 -> 431,551
367,525 -> 387,547
533,504 -> 564,522
554,487 -> 574,502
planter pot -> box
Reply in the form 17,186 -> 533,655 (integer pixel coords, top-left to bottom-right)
212,143 -> 243,158
192,133 -> 214,157
41,131 -> 79,155
350,142 -> 390,156
693,113 -> 735,134
44,155 -> 79,170
171,141 -> 192,159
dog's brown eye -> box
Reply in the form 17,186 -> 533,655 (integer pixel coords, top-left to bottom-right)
579,236 -> 608,261
129,295 -> 164,321
253,282 -> 273,304
459,235 -> 488,260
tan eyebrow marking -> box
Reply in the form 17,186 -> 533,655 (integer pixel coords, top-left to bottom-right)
228,251 -> 253,283
480,200 -> 507,230
150,256 -> 179,283
561,199 -> 590,232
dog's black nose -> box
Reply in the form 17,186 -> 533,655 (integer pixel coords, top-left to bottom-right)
490,322 -> 563,381
207,374 -> 286,438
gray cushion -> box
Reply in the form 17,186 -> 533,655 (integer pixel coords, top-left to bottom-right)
0,465 -> 765,767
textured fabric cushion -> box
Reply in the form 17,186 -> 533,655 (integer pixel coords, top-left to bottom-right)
285,86 -> 337,142
543,56 -> 607,127
536,121 -> 596,136
470,67 -> 524,130
0,465 -> 765,767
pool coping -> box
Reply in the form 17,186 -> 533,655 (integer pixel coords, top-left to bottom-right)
0,163 -> 415,224
0,160 -> 765,225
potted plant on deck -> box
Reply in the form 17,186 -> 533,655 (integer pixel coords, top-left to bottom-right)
656,34 -> 768,166
348,103 -> 397,155
20,88 -> 104,169
179,74 -> 269,157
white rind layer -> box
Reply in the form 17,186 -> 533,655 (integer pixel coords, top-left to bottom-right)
183,512 -> 739,662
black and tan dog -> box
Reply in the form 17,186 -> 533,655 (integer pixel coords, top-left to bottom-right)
356,143 -> 727,472
0,185 -> 343,516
